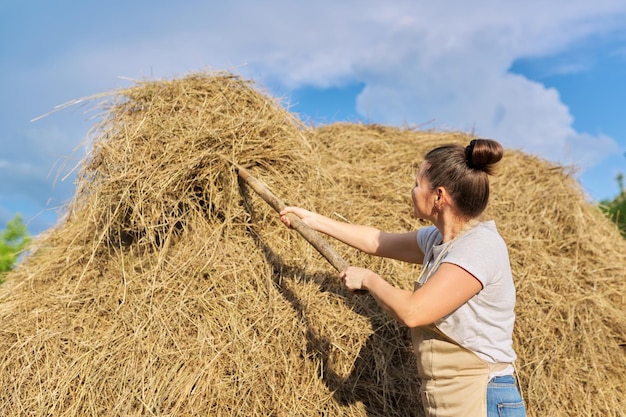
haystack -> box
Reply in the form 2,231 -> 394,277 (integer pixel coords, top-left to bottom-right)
0,71 -> 624,417
310,123 -> 626,416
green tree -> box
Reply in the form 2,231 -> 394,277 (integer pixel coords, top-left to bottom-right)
600,172 -> 626,238
0,214 -> 31,280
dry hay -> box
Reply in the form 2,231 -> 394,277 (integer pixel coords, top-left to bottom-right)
0,71 -> 624,417
310,123 -> 626,416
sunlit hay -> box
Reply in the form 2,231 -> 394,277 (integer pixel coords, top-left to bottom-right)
0,72 -> 418,417
71,72 -> 318,252
309,123 -> 626,417
0,72 -> 352,417
488,152 -> 626,416
0,73 -> 624,417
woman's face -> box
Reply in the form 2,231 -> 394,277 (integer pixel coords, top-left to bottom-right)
411,163 -> 436,220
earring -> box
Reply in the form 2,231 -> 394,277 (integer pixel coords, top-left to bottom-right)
434,195 -> 443,209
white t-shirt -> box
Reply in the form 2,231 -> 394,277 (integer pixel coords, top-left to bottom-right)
416,221 -> 517,364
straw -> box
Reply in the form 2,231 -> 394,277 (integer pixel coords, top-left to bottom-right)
1,72 -> 624,417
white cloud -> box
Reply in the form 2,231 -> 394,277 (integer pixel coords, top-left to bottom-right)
3,0 -> 626,231
334,1 -> 626,168
65,0 -> 622,172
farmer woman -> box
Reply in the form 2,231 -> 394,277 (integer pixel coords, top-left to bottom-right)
280,139 -> 526,417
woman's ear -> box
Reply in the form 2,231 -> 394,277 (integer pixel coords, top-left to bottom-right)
436,188 -> 444,202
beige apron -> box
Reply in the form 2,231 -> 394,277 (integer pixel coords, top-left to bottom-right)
412,222 -> 510,417
411,324 -> 509,417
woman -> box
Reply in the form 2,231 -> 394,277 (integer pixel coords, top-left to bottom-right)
280,139 -> 526,417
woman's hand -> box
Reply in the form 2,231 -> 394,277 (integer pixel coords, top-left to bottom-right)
339,266 -> 376,293
279,206 -> 316,228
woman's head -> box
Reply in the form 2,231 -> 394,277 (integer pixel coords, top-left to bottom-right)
420,139 -> 503,219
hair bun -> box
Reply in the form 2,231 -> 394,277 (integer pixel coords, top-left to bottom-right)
465,139 -> 503,175
465,140 -> 477,168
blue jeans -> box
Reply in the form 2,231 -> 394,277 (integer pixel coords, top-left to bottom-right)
486,375 -> 526,417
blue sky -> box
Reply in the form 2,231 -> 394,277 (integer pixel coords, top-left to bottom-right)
2,1 -> 626,235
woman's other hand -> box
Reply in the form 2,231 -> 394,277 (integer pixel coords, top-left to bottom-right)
339,266 -> 376,293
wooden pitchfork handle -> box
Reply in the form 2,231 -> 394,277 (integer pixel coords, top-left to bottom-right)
236,165 -> 350,273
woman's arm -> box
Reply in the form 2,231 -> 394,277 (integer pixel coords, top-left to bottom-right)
280,206 -> 424,264
341,263 -> 483,327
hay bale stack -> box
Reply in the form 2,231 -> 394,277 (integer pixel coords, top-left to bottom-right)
0,73 -> 420,417
0,72 -> 624,416
309,123 -> 626,416
488,152 -> 626,415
